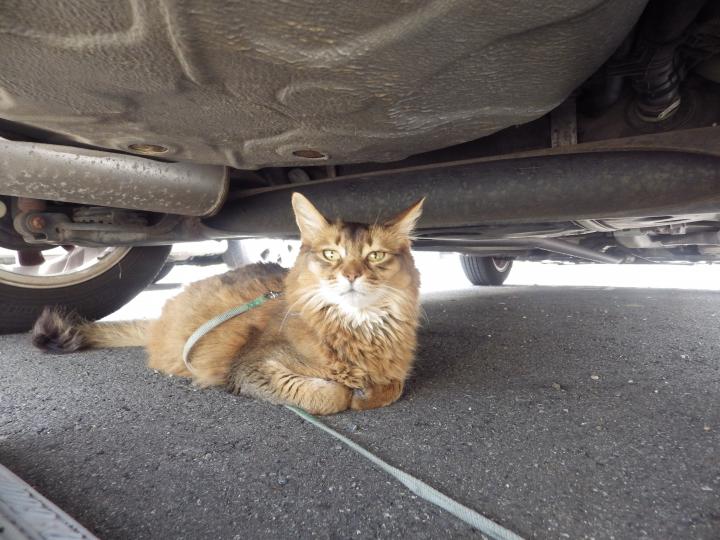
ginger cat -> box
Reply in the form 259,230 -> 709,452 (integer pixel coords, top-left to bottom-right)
32,194 -> 424,415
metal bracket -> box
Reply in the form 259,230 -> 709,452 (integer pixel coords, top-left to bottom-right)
12,210 -> 204,247
550,98 -> 577,147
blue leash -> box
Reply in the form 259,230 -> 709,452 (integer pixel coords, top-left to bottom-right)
182,291 -> 281,374
284,405 -> 524,540
184,293 -> 525,540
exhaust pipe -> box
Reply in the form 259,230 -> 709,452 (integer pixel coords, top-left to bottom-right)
205,151 -> 720,235
0,139 -> 227,216
415,237 -> 624,264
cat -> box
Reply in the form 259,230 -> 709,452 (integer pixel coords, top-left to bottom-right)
32,193 -> 424,415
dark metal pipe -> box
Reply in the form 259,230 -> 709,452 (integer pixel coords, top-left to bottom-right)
205,151 -> 720,236
415,237 -> 623,263
0,139 -> 228,216
532,238 -> 623,263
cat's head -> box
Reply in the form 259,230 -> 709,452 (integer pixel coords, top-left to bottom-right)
287,193 -> 423,319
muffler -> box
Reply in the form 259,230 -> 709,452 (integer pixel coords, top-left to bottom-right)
205,150 -> 720,235
0,139 -> 227,216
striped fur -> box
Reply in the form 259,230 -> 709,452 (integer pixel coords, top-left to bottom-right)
31,194 -> 424,415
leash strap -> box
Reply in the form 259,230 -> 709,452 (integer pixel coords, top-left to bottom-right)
285,405 -> 525,540
183,293 -> 525,540
182,291 -> 282,374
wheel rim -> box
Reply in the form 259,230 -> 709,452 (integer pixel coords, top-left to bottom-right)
0,246 -> 131,289
491,257 -> 511,273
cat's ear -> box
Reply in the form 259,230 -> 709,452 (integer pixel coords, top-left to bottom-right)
385,197 -> 425,237
292,193 -> 329,240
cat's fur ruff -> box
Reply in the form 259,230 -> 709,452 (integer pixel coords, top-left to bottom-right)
32,194 -> 424,415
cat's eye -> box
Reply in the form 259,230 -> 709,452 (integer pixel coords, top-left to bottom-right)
367,251 -> 386,263
322,249 -> 340,261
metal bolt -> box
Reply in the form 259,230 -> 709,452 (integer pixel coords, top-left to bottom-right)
128,143 -> 169,155
17,197 -> 46,212
28,215 -> 46,231
292,149 -> 327,159
0,200 -> 6,219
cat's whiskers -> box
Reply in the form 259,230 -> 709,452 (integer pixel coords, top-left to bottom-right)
376,284 -> 413,310
374,283 -> 427,325
378,284 -> 428,324
418,305 -> 430,325
298,291 -> 331,317
279,288 -> 321,331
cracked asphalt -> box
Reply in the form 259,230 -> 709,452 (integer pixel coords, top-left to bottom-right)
1,285 -> 719,539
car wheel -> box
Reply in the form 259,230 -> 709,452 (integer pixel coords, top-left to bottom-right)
460,255 -> 513,286
0,245 -> 171,334
223,239 -> 298,269
152,261 -> 175,283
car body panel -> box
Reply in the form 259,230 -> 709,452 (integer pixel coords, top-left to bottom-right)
0,0 -> 647,168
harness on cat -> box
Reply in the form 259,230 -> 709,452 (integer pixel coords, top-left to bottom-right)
182,291 -> 524,540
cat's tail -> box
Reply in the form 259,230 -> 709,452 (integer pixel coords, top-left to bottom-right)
32,306 -> 150,353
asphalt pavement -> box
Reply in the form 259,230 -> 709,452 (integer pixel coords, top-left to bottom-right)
1,285 -> 719,539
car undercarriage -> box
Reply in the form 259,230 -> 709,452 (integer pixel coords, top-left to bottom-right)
1,0 -> 720,329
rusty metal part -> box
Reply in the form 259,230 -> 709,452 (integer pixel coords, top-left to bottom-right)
206,128 -> 720,237
27,215 -> 46,231
14,198 -> 48,242
16,197 -> 46,213
12,211 -> 206,247
0,140 -> 228,216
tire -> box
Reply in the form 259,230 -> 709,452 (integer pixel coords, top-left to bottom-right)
0,245 -> 171,334
460,255 -> 513,286
223,239 -> 298,269
152,261 -> 175,283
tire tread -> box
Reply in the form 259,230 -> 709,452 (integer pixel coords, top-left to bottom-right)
460,255 -> 512,286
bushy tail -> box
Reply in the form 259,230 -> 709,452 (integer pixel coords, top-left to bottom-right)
32,306 -> 150,354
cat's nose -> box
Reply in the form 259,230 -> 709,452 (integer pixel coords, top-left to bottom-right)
343,270 -> 359,283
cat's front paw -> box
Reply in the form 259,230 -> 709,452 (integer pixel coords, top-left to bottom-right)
350,381 -> 403,411
328,363 -> 366,388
